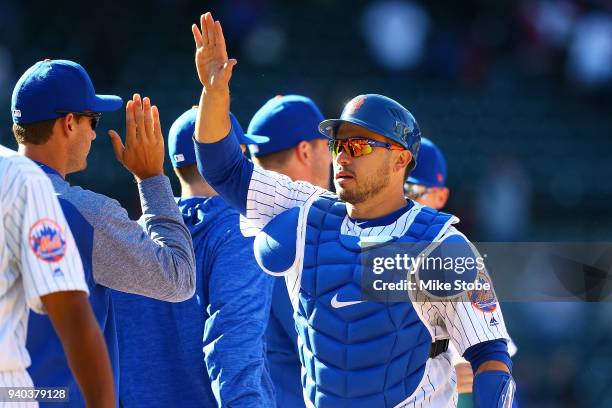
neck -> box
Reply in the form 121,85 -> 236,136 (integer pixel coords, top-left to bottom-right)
346,188 -> 407,219
19,144 -> 67,178
180,180 -> 217,199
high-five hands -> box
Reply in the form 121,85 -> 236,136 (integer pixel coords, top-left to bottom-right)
108,94 -> 165,182
192,12 -> 236,143
192,12 -> 237,96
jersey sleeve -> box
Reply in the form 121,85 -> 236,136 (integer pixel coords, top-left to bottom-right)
18,172 -> 88,314
413,227 -> 510,357
89,176 -> 196,302
245,166 -> 326,232
203,228 -> 276,407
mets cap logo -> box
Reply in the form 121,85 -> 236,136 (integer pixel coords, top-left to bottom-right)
346,96 -> 366,115
467,271 -> 497,313
29,219 -> 67,263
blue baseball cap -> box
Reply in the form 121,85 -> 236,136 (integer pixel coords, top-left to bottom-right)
247,95 -> 326,157
406,137 -> 447,187
168,107 -> 269,168
11,59 -> 123,124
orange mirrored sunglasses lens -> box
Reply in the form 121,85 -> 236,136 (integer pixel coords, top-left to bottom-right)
331,140 -> 373,158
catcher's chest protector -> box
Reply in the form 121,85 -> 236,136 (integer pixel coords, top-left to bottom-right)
298,196 -> 453,408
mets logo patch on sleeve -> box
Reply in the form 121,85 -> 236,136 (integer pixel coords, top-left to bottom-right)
467,272 -> 497,313
29,219 -> 67,263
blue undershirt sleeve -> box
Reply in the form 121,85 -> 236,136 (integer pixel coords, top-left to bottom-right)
203,229 -> 275,407
193,129 -> 254,215
463,339 -> 512,374
465,340 -> 518,406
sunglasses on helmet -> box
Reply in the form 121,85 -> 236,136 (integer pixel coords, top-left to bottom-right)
56,110 -> 102,130
328,137 -> 405,159
404,183 -> 432,200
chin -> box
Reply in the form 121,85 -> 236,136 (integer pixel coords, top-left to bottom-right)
338,189 -> 364,205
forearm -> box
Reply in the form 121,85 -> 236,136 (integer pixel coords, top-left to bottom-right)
44,292 -> 114,408
93,176 -> 196,301
204,320 -> 273,407
473,367 -> 517,408
63,321 -> 115,408
204,243 -> 275,407
465,341 -> 517,407
195,87 -> 231,144
138,175 -> 197,299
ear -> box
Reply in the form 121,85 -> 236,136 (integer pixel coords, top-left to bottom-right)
61,113 -> 77,136
394,150 -> 412,174
295,141 -> 311,165
436,187 -> 450,208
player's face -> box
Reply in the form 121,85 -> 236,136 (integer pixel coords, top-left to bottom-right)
405,182 -> 450,209
332,123 -> 398,204
309,138 -> 332,189
67,114 -> 97,173
414,187 -> 449,210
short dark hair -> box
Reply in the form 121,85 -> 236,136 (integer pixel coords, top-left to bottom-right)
12,115 -> 84,145
12,119 -> 57,145
174,164 -> 203,184
254,146 -> 295,169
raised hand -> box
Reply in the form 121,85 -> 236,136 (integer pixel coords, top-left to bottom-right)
108,94 -> 165,182
192,12 -> 237,95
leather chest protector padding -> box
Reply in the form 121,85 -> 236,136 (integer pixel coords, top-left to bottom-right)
297,195 -> 453,407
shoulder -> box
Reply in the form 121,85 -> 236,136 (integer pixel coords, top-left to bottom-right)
56,196 -> 94,236
0,153 -> 55,211
54,182 -> 122,226
415,227 -> 480,298
254,206 -> 301,275
0,150 -> 48,186
188,196 -> 244,245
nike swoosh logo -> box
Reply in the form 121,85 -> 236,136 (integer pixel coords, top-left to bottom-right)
331,293 -> 365,309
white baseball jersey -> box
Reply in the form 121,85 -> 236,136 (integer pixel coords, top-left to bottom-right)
0,145 -> 88,390
244,165 -> 511,407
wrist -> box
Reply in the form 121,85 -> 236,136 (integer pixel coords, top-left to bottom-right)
202,86 -> 230,101
134,172 -> 163,183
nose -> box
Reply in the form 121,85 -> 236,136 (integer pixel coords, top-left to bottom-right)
334,147 -> 351,166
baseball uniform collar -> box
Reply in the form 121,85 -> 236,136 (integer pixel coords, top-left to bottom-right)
34,161 -> 63,178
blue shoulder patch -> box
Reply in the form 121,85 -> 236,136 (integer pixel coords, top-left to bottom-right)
254,207 -> 300,274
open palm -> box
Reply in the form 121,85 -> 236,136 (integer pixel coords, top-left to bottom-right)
192,12 -> 237,94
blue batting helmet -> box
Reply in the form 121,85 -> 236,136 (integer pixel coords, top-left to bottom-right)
318,94 -> 421,160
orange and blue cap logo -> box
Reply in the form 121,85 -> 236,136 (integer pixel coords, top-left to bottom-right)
468,272 -> 497,313
29,219 -> 67,263
346,96 -> 366,115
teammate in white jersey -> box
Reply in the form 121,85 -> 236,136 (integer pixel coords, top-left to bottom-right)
0,145 -> 114,407
190,12 -> 517,407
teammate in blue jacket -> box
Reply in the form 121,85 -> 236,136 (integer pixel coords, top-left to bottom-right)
246,95 -> 331,408
114,107 -> 276,408
191,12 -> 517,407
12,59 -> 196,407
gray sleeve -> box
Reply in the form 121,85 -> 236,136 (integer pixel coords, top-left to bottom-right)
91,175 -> 195,302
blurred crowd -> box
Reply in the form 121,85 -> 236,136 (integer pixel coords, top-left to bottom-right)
1,1 -> 611,406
